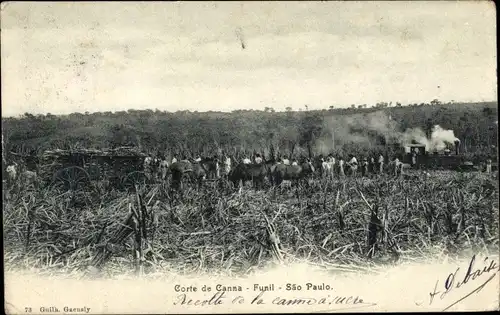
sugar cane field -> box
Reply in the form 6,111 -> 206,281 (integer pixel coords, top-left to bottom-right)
3,156 -> 498,278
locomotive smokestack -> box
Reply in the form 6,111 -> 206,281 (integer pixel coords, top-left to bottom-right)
454,139 -> 460,155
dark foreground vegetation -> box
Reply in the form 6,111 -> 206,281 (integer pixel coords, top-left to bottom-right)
3,171 -> 498,277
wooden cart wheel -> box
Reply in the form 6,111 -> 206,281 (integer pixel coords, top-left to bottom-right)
121,171 -> 146,189
52,166 -> 91,190
86,163 -> 101,181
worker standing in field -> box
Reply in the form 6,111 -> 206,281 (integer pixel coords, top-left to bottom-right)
151,155 -> 159,181
171,155 -> 178,164
411,151 -> 417,167
144,155 -> 153,181
326,154 -> 336,178
361,157 -> 369,177
6,162 -> 18,187
378,154 -> 385,174
338,157 -> 345,177
319,156 -> 328,178
223,155 -> 232,176
393,157 -> 401,177
159,156 -> 169,180
213,155 -> 221,178
254,153 -> 263,164
348,154 -> 358,176
243,156 -> 251,164
282,155 -> 290,165
291,158 -> 298,166
369,157 -> 376,174
329,154 -> 336,164
486,159 -> 492,173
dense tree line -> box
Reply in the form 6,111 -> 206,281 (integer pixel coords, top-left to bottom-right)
2,101 -> 498,161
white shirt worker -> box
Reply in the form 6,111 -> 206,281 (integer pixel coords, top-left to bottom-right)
338,159 -> 345,176
6,164 -> 17,181
349,157 -> 358,165
224,157 -> 231,175
160,160 -> 169,179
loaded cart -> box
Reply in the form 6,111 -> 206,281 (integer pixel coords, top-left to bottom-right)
39,147 -> 147,190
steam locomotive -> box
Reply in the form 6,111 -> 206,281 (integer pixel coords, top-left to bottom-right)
398,139 -> 477,171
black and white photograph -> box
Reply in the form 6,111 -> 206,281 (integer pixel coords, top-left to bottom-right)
2,1 -> 498,313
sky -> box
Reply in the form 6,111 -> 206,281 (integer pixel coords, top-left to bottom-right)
1,1 -> 497,117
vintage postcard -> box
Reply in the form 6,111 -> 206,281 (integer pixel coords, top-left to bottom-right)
2,1 -> 498,314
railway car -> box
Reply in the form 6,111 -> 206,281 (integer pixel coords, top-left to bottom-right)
398,140 -> 477,171
39,147 -> 147,190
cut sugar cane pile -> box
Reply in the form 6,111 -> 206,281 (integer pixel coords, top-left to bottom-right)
3,171 -> 499,279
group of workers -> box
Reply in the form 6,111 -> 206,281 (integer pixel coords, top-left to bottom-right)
317,153 -> 407,177
141,150 -> 413,182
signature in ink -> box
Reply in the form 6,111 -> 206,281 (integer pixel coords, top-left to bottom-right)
428,254 -> 498,310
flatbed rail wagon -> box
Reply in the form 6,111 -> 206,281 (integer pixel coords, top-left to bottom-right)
39,147 -> 147,190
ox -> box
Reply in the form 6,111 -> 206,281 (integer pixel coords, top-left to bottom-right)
228,159 -> 275,189
170,157 -> 219,189
271,160 -> 315,187
191,157 -> 219,181
169,160 -> 194,190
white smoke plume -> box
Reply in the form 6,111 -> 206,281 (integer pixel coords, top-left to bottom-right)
398,127 -> 430,150
314,110 -> 460,155
315,110 -> 397,154
398,125 -> 459,152
429,125 -> 460,151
